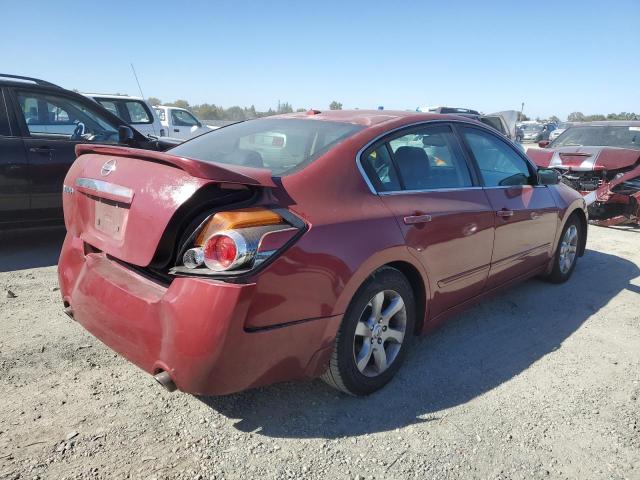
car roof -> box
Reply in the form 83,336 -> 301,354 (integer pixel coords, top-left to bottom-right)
0,73 -> 62,89
83,93 -> 144,101
270,109 -> 460,128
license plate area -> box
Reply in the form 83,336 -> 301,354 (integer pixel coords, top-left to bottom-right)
95,200 -> 128,241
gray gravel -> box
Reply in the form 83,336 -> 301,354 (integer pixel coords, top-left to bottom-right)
0,225 -> 639,479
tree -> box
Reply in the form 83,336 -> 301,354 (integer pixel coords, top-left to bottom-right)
147,97 -> 162,106
277,102 -> 293,114
549,115 -> 560,123
166,99 -> 190,110
517,112 -> 529,122
329,101 -> 343,110
567,112 -> 585,122
296,108 -> 306,112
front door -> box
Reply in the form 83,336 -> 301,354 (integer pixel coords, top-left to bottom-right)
11,89 -> 121,221
170,109 -> 202,139
457,126 -> 558,289
360,123 -> 495,318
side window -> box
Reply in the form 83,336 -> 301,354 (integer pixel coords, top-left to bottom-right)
172,110 -> 199,127
361,146 -> 401,192
125,101 -> 151,124
461,127 -> 532,187
17,91 -> 119,142
0,90 -> 12,136
155,108 -> 166,121
97,100 -> 119,116
387,124 -> 473,190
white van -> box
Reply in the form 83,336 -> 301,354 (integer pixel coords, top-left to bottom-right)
83,93 -> 165,137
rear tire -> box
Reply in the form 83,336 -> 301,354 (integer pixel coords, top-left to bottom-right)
321,267 -> 415,396
546,214 -> 581,283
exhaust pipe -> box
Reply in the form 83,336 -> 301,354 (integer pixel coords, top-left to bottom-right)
154,371 -> 177,392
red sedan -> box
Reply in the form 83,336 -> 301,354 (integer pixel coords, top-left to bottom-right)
58,110 -> 587,396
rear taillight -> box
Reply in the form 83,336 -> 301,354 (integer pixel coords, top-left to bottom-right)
174,207 -> 303,276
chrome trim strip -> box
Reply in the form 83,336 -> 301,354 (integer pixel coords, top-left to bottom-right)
355,118 -> 538,196
75,177 -> 134,202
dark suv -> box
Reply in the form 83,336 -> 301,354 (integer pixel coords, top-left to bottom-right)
0,74 -> 180,230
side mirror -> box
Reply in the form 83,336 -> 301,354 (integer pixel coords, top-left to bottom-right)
118,125 -> 135,145
538,140 -> 550,148
537,168 -> 560,185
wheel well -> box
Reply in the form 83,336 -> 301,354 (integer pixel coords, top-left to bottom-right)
385,261 -> 427,335
569,209 -> 588,256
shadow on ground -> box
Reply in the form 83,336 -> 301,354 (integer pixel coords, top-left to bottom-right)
0,227 -> 65,272
200,248 -> 639,438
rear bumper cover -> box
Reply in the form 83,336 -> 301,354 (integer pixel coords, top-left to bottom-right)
58,235 -> 341,395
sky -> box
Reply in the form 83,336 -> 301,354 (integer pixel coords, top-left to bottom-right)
3,0 -> 639,120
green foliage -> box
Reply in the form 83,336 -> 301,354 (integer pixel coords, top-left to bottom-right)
329,101 -> 343,110
517,112 -> 530,122
147,97 -> 162,106
568,111 -> 638,122
567,112 -> 585,122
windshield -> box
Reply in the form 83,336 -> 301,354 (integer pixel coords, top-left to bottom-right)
169,118 -> 363,175
522,124 -> 542,132
552,125 -> 640,150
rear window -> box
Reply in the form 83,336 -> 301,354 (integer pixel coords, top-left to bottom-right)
169,118 -> 363,175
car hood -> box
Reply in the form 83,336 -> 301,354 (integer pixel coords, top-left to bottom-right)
487,110 -> 518,138
527,146 -> 640,172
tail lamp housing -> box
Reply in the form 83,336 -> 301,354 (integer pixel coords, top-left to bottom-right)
172,207 -> 302,276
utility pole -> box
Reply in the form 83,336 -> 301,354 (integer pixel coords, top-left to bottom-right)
520,102 -> 525,121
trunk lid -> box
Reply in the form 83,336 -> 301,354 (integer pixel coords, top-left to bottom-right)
64,146 -> 274,267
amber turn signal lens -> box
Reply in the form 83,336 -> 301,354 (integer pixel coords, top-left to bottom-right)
195,208 -> 283,246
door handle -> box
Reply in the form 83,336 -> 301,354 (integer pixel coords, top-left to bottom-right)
29,146 -> 55,154
496,209 -> 514,218
173,128 -> 180,132
530,212 -> 541,220
403,214 -> 432,225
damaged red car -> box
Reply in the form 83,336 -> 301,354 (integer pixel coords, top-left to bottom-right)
528,121 -> 640,226
58,110 -> 587,396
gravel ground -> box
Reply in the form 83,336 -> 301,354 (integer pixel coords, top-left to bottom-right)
0,225 -> 639,480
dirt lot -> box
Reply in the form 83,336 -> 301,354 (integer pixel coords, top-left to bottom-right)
1,225 -> 639,480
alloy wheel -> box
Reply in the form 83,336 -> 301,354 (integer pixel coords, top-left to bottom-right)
559,224 -> 578,274
353,290 -> 407,377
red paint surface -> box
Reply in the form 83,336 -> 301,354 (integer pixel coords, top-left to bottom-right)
59,111 -> 586,394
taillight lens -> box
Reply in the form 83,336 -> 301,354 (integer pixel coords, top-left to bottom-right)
176,207 -> 302,275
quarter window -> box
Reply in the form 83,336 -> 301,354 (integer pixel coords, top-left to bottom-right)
361,146 -> 401,192
460,127 -> 532,187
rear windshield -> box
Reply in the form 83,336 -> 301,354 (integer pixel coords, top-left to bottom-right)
169,118 -> 363,175
552,125 -> 640,150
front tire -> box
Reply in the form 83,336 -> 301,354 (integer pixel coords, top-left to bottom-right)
546,214 -> 581,283
321,267 -> 415,396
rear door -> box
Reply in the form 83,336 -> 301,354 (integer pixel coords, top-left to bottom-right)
360,122 -> 495,318
10,88 -> 121,222
0,88 -> 30,226
457,125 -> 558,289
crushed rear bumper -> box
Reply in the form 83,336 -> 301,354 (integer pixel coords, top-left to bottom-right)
58,235 -> 340,395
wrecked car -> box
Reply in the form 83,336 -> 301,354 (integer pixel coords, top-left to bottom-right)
528,121 -> 640,226
58,110 -> 586,396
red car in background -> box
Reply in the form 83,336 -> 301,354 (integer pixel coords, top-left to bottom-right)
528,121 -> 640,226
58,110 -> 587,396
